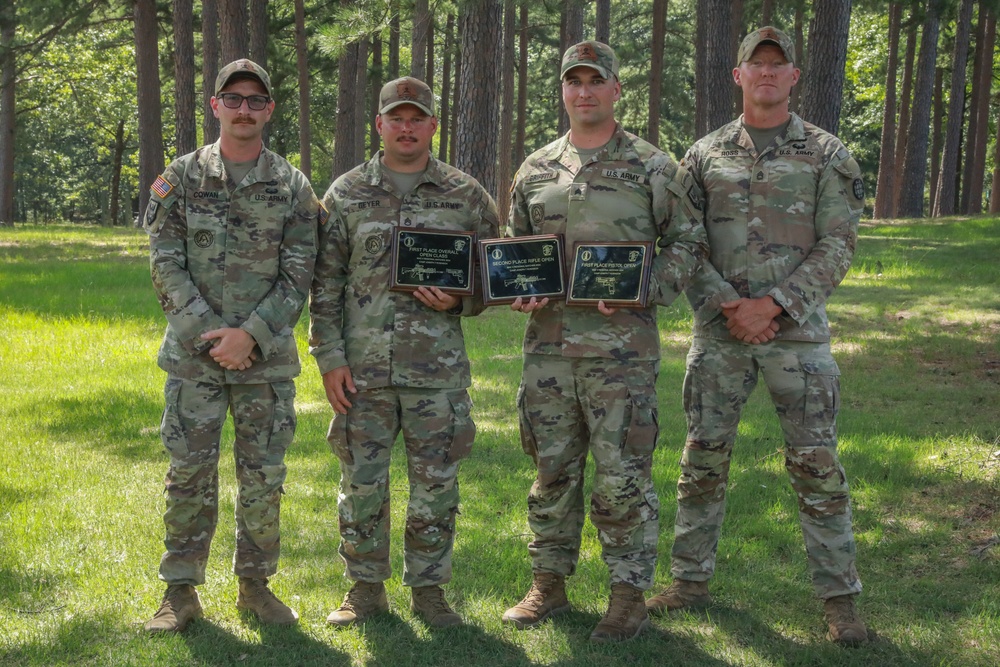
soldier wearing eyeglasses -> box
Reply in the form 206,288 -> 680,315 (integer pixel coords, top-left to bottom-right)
141,59 -> 321,633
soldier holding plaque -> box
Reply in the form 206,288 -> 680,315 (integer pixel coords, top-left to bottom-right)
309,76 -> 499,628
500,41 -> 707,642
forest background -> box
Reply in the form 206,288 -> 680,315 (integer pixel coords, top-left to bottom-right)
0,0 -> 998,229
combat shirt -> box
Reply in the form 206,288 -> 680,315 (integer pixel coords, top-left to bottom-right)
682,113 -> 864,343
144,141 -> 320,384
508,123 -> 707,360
309,152 -> 500,390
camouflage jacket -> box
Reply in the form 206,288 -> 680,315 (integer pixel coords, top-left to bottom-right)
144,142 -> 319,383
508,123 -> 707,360
309,152 -> 500,389
682,113 -> 863,342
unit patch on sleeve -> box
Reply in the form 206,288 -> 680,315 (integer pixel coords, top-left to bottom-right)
151,175 -> 174,199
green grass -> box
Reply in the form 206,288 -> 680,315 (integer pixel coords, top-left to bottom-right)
1,218 -> 998,666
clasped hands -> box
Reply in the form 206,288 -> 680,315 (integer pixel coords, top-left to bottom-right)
201,328 -> 257,371
721,296 -> 783,344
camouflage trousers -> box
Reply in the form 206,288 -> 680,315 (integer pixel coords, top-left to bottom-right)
671,338 -> 862,599
327,386 -> 475,587
157,377 -> 296,585
517,354 -> 660,590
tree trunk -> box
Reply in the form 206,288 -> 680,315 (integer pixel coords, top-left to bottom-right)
874,1 -> 902,220
800,0 -> 852,134
370,34 -> 382,159
438,14 -> 454,162
294,0 -> 311,179
647,0 -> 668,145
411,0 -> 429,80
762,0 -> 775,25
991,111 -> 1000,213
220,0 -> 248,63
595,0 -> 610,44
389,1 -> 400,79
962,4 -> 996,214
929,66 -> 944,215
497,0 -> 516,219
425,19 -> 434,92
110,119 -> 125,225
695,0 -> 707,137
892,20 -> 917,216
898,0 -> 942,219
455,0 -> 502,195
731,0 -> 745,117
931,0 -> 974,217
355,36 -> 369,162
450,41 -> 461,165
515,4 -> 528,167
249,0 -> 267,66
0,0 -> 16,225
135,0 -> 166,225
698,0 -> 732,136
558,0 -> 584,136
202,0 -> 220,145
790,0 -> 805,114
332,39 -> 360,180
173,0 -> 197,157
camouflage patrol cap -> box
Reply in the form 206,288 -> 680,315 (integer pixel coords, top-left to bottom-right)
560,41 -> 619,80
379,76 -> 435,116
215,59 -> 273,97
737,26 -> 795,65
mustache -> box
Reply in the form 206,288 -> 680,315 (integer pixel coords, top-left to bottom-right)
232,117 -> 257,125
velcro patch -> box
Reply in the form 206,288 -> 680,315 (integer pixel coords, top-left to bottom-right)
151,175 -> 174,199
319,202 -> 330,226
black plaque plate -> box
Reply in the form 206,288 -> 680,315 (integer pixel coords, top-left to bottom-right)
567,241 -> 653,308
390,228 -> 476,295
479,235 -> 566,306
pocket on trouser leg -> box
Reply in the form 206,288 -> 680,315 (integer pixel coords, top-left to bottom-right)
326,412 -> 354,466
161,377 -> 189,458
445,390 -> 476,464
515,381 -> 540,463
265,380 -> 297,460
802,359 -> 841,428
623,386 -> 659,458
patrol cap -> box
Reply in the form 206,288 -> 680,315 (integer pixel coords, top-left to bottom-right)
560,40 -> 619,80
736,26 -> 795,65
379,76 -> 435,116
215,59 -> 272,97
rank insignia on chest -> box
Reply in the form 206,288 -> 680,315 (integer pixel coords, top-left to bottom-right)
193,230 -> 214,248
364,234 -> 383,254
569,184 -> 588,201
151,175 -> 174,198
529,203 -> 544,224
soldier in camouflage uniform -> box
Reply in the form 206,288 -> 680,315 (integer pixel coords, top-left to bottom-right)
142,59 -> 319,633
500,42 -> 708,642
645,27 -> 869,645
310,77 -> 499,628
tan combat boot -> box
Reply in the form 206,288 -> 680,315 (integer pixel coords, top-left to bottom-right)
502,572 -> 570,629
144,584 -> 203,633
327,580 -> 389,627
237,577 -> 299,625
590,583 -> 649,642
645,578 -> 712,616
411,585 -> 462,627
824,594 -> 868,645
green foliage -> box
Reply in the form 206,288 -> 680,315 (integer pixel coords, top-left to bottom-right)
1,218 -> 999,666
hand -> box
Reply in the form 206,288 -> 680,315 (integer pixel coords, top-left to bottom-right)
202,328 -> 257,370
322,366 -> 356,414
413,286 -> 460,312
510,296 -> 550,313
721,297 -> 783,343
597,300 -> 618,317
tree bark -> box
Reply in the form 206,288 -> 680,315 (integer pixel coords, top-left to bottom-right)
898,0 -> 942,219
762,0 -> 775,25
455,0 -> 502,195
202,0 -> 220,145
438,14 -> 454,161
355,36 -> 369,162
991,107 -> 1000,213
389,1 -> 400,79
929,66 -> 943,215
962,4 -> 996,213
370,34 -> 382,159
697,0 -> 732,136
135,0 -> 165,225
874,1 -> 902,220
558,0 -> 584,136
800,0 -> 852,134
173,0 -> 197,157
332,39 -> 360,180
515,4 -> 527,167
647,0 -> 668,145
497,0 -> 516,219
294,0 -> 311,179
790,0 -> 805,114
0,0 -> 16,225
425,19 -> 434,92
731,0 -> 745,117
892,19 -> 917,216
248,0 -> 267,66
110,119 -> 125,225
931,0 -> 974,217
596,0 -> 610,44
220,0 -> 248,63
450,40 -> 461,165
411,0 -> 429,80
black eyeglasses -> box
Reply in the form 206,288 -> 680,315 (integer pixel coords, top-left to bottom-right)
218,93 -> 271,111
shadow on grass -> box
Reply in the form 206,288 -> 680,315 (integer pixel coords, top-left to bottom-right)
180,619 -> 353,667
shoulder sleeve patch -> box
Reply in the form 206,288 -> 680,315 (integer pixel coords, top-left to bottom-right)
319,201 -> 330,226
151,174 -> 174,199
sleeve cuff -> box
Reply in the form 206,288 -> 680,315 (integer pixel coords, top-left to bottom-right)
240,312 -> 272,359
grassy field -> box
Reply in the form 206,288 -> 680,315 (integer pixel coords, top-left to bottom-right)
0,218 -> 997,667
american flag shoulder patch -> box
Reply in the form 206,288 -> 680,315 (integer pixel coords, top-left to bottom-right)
151,175 -> 174,199
319,202 -> 330,226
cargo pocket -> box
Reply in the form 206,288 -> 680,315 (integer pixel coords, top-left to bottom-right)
515,381 -> 539,463
802,357 -> 841,427
445,390 -> 476,464
266,381 -> 297,459
326,411 -> 354,466
160,377 -> 188,458
682,344 -> 706,429
623,386 -> 659,457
